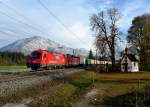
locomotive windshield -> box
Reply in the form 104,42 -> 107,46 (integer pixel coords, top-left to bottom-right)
31,51 -> 41,59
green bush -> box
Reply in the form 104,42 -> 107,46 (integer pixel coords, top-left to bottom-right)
94,85 -> 150,107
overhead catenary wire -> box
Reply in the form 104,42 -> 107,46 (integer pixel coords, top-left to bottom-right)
0,1 -> 78,48
0,30 -> 29,39
0,1 -> 52,37
37,0 -> 91,48
0,10 -> 51,38
0,11 -> 35,32
0,1 -> 29,21
0,0 -> 93,53
0,28 -> 33,38
0,28 -> 74,50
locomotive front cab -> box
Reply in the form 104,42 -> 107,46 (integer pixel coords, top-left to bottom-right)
28,50 -> 42,70
31,51 -> 41,59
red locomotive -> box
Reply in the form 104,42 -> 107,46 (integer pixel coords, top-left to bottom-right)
27,49 -> 80,70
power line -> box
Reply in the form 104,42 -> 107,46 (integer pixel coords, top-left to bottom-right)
0,1 -> 52,37
0,1 -> 92,50
0,11 -> 77,49
0,11 -> 32,30
0,27 -> 75,49
0,30 -> 28,38
0,1 -> 28,21
37,0 -> 90,48
0,10 -> 49,36
0,27 -> 32,37
0,1 -> 77,48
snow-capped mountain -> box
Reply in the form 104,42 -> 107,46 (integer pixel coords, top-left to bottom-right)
0,36 -> 88,56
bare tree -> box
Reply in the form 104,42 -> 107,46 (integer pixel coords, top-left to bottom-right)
90,8 -> 121,72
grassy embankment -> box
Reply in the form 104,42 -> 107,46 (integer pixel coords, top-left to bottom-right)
90,72 -> 150,107
0,71 -> 94,107
0,65 -> 29,72
1,71 -> 150,107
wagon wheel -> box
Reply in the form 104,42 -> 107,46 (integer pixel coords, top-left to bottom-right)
31,67 -> 38,71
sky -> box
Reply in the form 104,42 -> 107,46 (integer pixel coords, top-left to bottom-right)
0,0 -> 150,51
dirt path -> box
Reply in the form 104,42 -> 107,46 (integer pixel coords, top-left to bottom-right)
3,98 -> 32,107
75,89 -> 106,107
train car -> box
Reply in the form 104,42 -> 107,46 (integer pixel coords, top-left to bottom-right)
27,49 -> 81,70
71,56 -> 80,66
27,49 -> 68,70
27,49 -> 113,71
79,56 -> 85,67
66,54 -> 80,67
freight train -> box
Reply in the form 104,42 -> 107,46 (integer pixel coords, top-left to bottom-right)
27,49 -> 111,70
27,49 -> 80,70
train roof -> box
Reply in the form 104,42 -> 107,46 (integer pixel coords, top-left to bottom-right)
32,49 -> 80,58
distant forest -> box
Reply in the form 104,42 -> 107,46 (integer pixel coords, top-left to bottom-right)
0,51 -> 27,65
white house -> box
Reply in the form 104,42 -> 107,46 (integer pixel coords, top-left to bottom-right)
121,53 -> 139,72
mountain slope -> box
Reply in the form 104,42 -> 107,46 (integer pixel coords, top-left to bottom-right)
0,36 -> 88,56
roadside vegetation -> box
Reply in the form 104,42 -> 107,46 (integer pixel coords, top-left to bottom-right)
1,71 -> 150,107
97,86 -> 150,107
29,72 -> 94,107
29,71 -> 150,107
0,71 -> 94,107
0,51 -> 29,72
0,51 -> 27,65
0,65 -> 29,72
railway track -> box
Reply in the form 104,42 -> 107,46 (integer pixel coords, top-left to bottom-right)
0,68 -> 83,97
0,69 -> 65,83
0,68 -> 64,75
0,68 -> 71,82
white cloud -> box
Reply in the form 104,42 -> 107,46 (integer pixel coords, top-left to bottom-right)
119,0 -> 149,32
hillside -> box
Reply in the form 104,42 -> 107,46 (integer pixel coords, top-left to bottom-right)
0,36 -> 88,56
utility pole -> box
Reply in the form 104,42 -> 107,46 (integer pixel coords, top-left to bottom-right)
96,48 -> 98,71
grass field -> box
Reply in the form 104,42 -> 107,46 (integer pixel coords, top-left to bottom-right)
0,65 -> 29,72
85,71 -> 150,107
1,70 -> 150,107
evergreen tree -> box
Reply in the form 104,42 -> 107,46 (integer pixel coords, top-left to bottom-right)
127,14 -> 150,70
0,51 -> 27,65
88,50 -> 94,59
